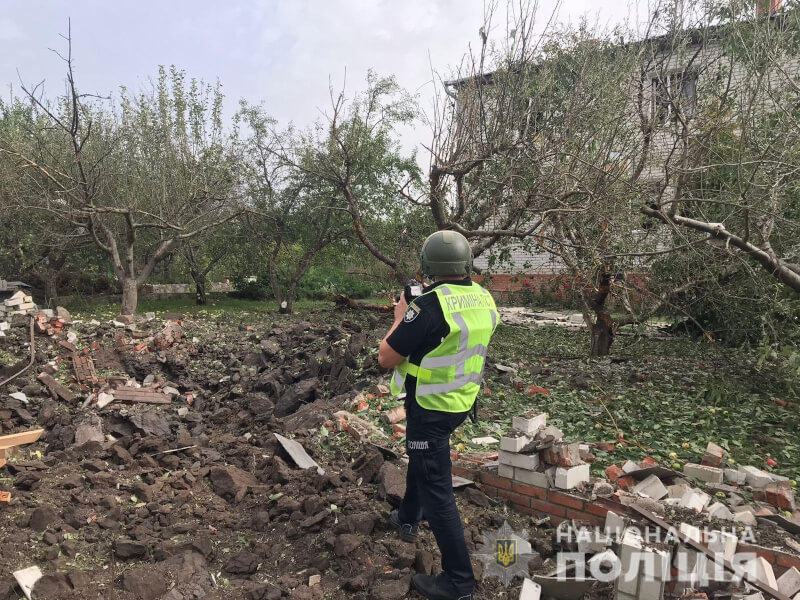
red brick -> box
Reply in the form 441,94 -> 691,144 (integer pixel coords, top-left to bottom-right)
606,465 -> 624,482
483,486 -> 498,498
585,502 -> 610,518
754,484 -> 796,511
481,472 -> 513,490
566,509 -> 604,526
452,465 -> 474,479
737,544 -> 775,564
617,476 -> 635,490
496,489 -> 531,507
530,499 -> 566,517
639,457 -> 656,467
549,491 -> 585,510
512,482 -> 548,500
777,551 -> 800,571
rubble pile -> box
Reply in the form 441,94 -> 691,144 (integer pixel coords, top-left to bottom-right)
0,308 -> 553,600
489,409 -> 800,600
0,291 -> 39,325
500,409 -> 592,491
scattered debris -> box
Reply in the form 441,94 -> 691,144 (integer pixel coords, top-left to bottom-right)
274,433 -> 324,475
12,565 -> 42,600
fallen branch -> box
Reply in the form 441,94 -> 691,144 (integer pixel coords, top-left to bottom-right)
333,294 -> 392,312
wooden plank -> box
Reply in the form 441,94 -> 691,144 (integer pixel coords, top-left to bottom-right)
112,387 -> 171,404
37,373 -> 74,402
0,429 -> 44,450
630,504 -> 792,600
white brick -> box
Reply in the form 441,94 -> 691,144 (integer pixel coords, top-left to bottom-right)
633,474 -> 669,500
667,483 -> 691,499
622,460 -> 641,474
706,502 -> 734,521
537,425 -> 563,442
679,488 -> 711,512
725,468 -> 747,485
739,465 -> 772,488
500,434 -> 532,453
777,567 -> 800,597
499,450 -> 540,470
741,556 -> 777,590
706,530 -> 737,582
605,511 -> 625,540
519,578 -> 542,600
498,463 -> 514,479
514,468 -> 550,488
513,412 -> 547,435
554,464 -> 590,490
616,529 -> 643,597
683,463 -> 724,484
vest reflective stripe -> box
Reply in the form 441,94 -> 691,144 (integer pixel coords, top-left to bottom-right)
390,281 -> 499,412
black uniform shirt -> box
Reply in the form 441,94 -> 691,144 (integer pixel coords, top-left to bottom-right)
386,277 -> 473,414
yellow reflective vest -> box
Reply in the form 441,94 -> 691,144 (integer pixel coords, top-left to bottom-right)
390,281 -> 500,412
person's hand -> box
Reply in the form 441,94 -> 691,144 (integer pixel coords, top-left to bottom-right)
394,293 -> 408,323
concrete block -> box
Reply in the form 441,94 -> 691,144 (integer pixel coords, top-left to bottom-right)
616,528 -> 643,597
513,412 -> 547,435
668,483 -> 692,499
554,464 -> 590,490
725,468 -> 747,485
622,460 -> 641,474
519,578 -> 542,600
498,463 -> 514,479
745,556 -> 777,590
733,506 -> 757,526
515,467 -> 550,488
500,434 -> 532,453
536,424 -> 563,442
639,547 -> 670,599
706,502 -> 734,521
683,463 -> 724,484
633,474 -> 669,500
679,488 -> 711,512
777,567 -> 800,597
499,450 -> 540,471
740,466 -> 772,488
706,530 -> 737,582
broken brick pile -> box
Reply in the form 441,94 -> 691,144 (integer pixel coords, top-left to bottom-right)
454,410 -> 800,599
0,291 -> 36,320
498,409 -> 591,491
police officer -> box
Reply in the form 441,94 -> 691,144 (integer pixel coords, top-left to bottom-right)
378,230 -> 500,600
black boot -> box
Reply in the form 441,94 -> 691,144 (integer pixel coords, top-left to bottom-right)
388,509 -> 419,542
412,574 -> 473,600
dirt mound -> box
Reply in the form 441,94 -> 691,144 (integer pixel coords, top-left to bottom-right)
0,309 -> 560,599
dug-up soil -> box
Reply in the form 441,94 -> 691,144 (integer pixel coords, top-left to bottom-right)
0,308 -> 584,600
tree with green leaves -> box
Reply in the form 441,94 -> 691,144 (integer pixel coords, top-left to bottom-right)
0,35 -> 246,314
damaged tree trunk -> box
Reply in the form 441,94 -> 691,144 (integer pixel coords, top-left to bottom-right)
590,271 -> 616,357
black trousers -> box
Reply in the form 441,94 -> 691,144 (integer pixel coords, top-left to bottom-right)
398,400 -> 473,595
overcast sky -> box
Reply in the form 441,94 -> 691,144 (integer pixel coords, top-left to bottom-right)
0,1 -> 648,155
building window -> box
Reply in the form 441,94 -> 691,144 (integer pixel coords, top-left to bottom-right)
652,71 -> 696,124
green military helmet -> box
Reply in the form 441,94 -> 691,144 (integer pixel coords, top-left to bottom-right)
420,230 -> 473,277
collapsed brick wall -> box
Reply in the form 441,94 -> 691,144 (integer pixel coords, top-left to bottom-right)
452,462 -> 800,576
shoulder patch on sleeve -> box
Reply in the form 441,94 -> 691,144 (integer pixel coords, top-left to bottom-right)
404,303 -> 422,323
